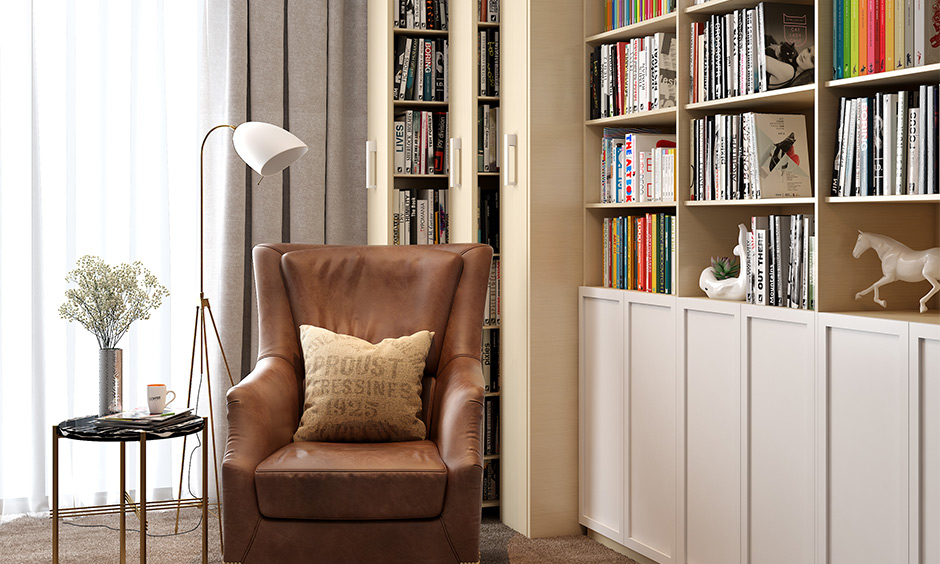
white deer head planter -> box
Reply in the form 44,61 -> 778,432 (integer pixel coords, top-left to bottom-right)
699,223 -> 749,301
853,231 -> 940,313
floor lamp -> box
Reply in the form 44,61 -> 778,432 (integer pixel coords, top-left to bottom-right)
174,122 -> 307,550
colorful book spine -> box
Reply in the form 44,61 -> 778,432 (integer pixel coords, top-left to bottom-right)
873,0 -> 885,72
885,0 -> 895,71
895,0 -> 906,67
846,0 -> 855,76
859,0 -> 868,76
835,0 -> 844,78
849,0 -> 861,76
868,0 -> 877,74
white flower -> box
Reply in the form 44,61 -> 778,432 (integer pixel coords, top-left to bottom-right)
59,255 -> 169,349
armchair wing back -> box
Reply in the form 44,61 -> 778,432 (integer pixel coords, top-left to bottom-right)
222,243 -> 493,564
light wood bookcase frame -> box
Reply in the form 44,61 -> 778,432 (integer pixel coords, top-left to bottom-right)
581,0 -> 940,322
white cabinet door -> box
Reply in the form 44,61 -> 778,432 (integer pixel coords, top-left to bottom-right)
742,305 -> 815,564
579,287 -> 625,542
679,299 -> 742,564
624,293 -> 678,564
819,313 -> 910,564
911,322 -> 940,564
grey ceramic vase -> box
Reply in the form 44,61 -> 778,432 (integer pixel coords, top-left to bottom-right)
99,348 -> 123,416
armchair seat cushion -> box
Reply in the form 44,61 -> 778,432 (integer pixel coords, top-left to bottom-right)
254,440 -> 447,520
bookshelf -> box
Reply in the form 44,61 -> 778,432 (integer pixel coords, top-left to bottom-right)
369,0 -> 586,537
368,0 -> 503,509
580,0 -> 938,563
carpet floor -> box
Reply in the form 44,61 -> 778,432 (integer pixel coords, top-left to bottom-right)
0,508 -> 638,563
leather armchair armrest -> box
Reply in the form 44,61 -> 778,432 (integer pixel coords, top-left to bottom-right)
431,355 -> 485,562
222,355 -> 299,562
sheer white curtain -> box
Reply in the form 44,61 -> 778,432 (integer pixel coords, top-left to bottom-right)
0,0 -> 203,517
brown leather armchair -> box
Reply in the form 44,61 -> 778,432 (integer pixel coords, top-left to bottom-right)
221,243 -> 492,564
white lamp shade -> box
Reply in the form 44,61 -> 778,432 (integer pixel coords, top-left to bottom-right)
232,121 -> 308,177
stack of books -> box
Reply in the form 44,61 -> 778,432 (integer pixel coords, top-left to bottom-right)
96,407 -> 196,430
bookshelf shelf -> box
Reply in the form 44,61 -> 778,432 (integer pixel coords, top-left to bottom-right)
586,201 -> 677,209
828,310 -> 940,325
478,95 -> 500,103
392,28 -> 448,38
482,500 -> 501,508
825,195 -> 940,204
585,107 -> 678,127
683,0 -> 813,15
585,12 -> 678,45
392,100 -> 449,109
685,84 -> 815,112
825,63 -> 940,89
685,197 -> 816,206
479,21 -> 500,30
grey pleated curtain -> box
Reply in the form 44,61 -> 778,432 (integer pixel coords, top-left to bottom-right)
200,0 -> 366,461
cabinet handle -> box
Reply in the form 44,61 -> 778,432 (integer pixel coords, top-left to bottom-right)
449,137 -> 461,188
365,140 -> 377,189
504,133 -> 517,187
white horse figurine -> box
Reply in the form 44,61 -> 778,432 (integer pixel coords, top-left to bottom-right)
700,223 -> 749,301
853,231 -> 940,313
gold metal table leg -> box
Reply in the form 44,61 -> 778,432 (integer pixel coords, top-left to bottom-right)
139,431 -> 147,564
121,441 -> 126,564
202,419 -> 209,564
52,426 -> 58,564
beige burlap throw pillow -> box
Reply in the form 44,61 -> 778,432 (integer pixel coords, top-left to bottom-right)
293,325 -> 433,442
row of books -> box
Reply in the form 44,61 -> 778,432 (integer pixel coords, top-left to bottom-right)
832,0 -> 939,79
393,0 -> 448,30
394,110 -> 449,175
485,256 -> 501,327
602,213 -> 676,294
601,128 -> 677,203
745,214 -> 815,310
483,459 -> 499,501
478,0 -> 499,23
589,32 -> 678,120
831,86 -> 939,197
393,188 -> 450,245
478,105 -> 500,173
482,329 -> 500,393
393,36 -> 448,102
690,112 -> 813,201
689,3 -> 815,104
602,0 -> 677,31
484,396 -> 499,456
479,189 -> 500,253
478,29 -> 499,97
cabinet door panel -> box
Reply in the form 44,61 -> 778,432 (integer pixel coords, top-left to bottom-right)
743,307 -> 815,564
912,323 -> 940,564
579,288 -> 624,542
625,295 -> 677,563
821,314 -> 909,564
680,299 -> 741,564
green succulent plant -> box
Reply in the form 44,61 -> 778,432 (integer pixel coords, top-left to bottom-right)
710,256 -> 740,281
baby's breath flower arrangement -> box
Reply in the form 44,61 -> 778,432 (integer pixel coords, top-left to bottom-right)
59,255 -> 169,349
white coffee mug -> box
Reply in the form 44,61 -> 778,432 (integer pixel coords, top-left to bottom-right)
147,384 -> 176,414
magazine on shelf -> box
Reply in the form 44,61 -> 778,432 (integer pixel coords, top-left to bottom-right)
96,407 -> 195,428
759,2 -> 815,91
750,113 -> 812,198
